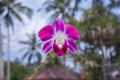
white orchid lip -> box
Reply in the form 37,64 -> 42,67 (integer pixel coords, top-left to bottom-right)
53,31 -> 67,48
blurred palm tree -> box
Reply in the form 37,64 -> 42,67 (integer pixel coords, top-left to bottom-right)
39,0 -> 81,23
78,4 -> 120,80
0,0 -> 33,80
108,0 -> 120,8
67,3 -> 120,79
19,32 -> 42,68
74,53 -> 103,80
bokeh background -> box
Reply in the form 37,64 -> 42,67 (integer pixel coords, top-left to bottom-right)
0,0 -> 120,80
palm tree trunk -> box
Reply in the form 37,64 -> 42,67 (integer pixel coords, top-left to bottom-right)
0,23 -> 4,80
7,27 -> 10,80
102,55 -> 107,80
100,40 -> 107,80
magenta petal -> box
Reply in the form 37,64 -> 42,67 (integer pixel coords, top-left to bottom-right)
54,18 -> 65,32
38,25 -> 54,41
42,40 -> 53,54
66,24 -> 80,40
61,41 -> 67,54
67,40 -> 78,53
53,41 -> 67,56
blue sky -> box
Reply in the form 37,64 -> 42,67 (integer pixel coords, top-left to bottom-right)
2,0 -> 120,64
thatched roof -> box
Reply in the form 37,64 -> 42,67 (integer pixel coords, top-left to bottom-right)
23,67 -> 79,80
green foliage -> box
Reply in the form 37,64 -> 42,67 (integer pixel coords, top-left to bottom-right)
79,5 -> 119,33
4,61 -> 33,80
10,63 -> 32,80
67,1 -> 120,79
108,0 -> 120,8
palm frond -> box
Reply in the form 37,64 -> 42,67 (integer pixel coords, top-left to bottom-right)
4,12 -> 14,28
11,9 -> 23,22
28,52 -> 33,64
19,47 -> 28,52
3,0 -> 15,6
0,1 -> 5,8
47,11 -> 60,23
14,3 -> 33,18
37,42 -> 41,47
36,52 -> 41,63
26,33 -> 32,40
38,1 -> 56,12
13,2 -> 21,7
8,0 -> 15,3
45,5 -> 57,12
43,0 -> 56,6
18,40 -> 31,45
22,51 -> 30,61
0,2 -> 5,14
0,8 -> 4,14
19,32 -> 42,65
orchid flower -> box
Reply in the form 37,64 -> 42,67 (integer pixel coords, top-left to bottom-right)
38,18 -> 80,56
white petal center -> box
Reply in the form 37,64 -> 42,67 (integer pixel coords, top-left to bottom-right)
53,31 -> 66,48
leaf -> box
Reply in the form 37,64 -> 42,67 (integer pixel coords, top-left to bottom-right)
13,2 -> 21,7
18,40 -> 31,45
36,52 -> 42,63
8,0 -> 15,3
38,2 -> 56,12
4,12 -> 14,28
37,42 -> 41,47
43,0 -> 56,6
0,1 -> 5,8
0,8 -> 4,15
28,52 -> 33,64
45,5 -> 57,12
19,47 -> 27,52
22,51 -> 30,60
3,0 -> 14,6
26,33 -> 32,40
14,4 -> 33,18
11,9 -> 23,22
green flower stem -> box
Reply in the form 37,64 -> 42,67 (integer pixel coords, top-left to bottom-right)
30,53 -> 54,80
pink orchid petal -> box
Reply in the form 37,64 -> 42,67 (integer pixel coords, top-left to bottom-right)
67,40 -> 78,53
38,25 -> 54,41
54,18 -> 65,32
42,40 -> 53,54
53,41 -> 67,56
66,24 -> 80,40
